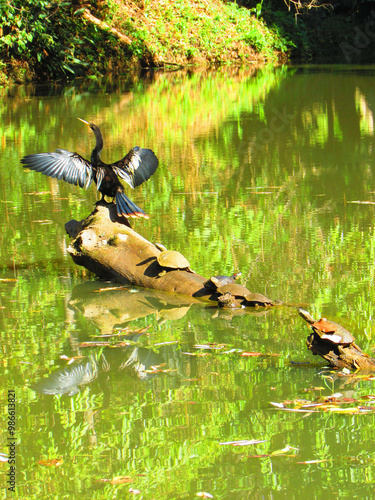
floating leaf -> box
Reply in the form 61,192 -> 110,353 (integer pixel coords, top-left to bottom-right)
297,459 -> 331,464
219,439 -> 267,446
129,487 -> 141,494
38,458 -> 63,466
197,492 -> 214,499
270,445 -> 298,456
241,352 -> 263,357
270,402 -> 285,408
110,476 -> 133,485
94,286 -> 130,292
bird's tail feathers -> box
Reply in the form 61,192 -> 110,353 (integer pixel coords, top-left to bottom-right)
115,192 -> 149,219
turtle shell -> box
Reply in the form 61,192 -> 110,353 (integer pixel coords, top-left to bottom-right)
204,272 -> 241,291
244,292 -> 274,306
310,318 -> 355,346
157,250 -> 191,271
299,309 -> 355,346
216,283 -> 252,298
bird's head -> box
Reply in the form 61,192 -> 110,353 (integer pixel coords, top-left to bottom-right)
78,117 -> 96,130
78,117 -> 103,153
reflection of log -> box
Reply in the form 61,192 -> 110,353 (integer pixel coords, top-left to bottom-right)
66,202 -> 209,299
307,331 -> 375,372
69,281 -> 196,335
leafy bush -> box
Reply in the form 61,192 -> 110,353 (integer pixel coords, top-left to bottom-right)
0,0 -> 133,81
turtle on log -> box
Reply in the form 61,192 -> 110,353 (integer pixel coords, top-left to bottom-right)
216,283 -> 275,308
298,308 -> 362,352
156,250 -> 194,276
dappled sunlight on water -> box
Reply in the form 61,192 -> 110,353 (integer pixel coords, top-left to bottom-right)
2,65 -> 375,498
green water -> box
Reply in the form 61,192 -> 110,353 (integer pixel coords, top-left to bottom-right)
2,65 -> 375,499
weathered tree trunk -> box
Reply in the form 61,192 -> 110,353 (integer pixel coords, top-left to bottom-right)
81,9 -> 132,46
65,202 -> 210,299
306,332 -> 375,372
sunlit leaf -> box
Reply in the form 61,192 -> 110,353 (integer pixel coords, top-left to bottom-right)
197,492 -> 214,499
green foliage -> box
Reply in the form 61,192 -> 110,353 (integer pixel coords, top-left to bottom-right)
0,0 -> 139,81
0,0 -> 290,83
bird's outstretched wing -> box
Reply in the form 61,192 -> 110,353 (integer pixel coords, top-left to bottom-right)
112,147 -> 159,189
21,149 -> 93,189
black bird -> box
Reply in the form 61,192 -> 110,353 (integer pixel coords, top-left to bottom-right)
21,118 -> 159,218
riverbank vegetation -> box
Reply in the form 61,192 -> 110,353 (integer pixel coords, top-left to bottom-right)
0,0 -> 374,85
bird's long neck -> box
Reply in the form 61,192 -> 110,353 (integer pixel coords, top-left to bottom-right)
91,126 -> 104,167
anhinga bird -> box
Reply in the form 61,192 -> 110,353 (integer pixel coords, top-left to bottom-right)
21,118 -> 159,218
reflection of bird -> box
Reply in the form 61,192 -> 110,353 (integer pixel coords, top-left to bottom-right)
21,118 -> 159,218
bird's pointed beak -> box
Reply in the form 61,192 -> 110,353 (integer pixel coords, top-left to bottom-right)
77,117 -> 90,126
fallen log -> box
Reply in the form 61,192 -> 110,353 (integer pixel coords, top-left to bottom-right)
299,308 -> 375,372
306,331 -> 375,371
66,202 -> 209,299
80,9 -> 132,46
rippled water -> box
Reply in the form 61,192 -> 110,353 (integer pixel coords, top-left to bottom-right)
1,65 -> 375,499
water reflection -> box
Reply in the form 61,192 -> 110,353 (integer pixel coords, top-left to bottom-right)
3,66 -> 375,498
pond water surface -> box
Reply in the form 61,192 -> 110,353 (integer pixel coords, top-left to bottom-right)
2,65 -> 375,499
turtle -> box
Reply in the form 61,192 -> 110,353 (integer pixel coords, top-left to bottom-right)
217,292 -> 244,309
216,283 -> 274,308
243,292 -> 275,307
156,250 -> 194,276
204,272 -> 242,292
298,308 -> 357,348
216,283 -> 252,299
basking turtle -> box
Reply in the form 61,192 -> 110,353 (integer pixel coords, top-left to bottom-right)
217,292 -> 244,309
216,283 -> 274,308
156,250 -> 194,276
298,308 -> 357,348
243,292 -> 275,307
216,283 -> 252,300
204,272 -> 242,292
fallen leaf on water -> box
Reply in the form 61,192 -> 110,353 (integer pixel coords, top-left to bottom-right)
241,352 -> 263,357
270,402 -> 285,408
78,341 -> 112,347
153,341 -> 179,346
219,439 -> 267,446
194,343 -> 227,350
129,487 -> 141,494
94,286 -> 130,293
197,492 -> 214,498
110,476 -> 133,485
38,458 -> 63,466
0,278 -> 17,282
347,200 -> 375,204
297,459 -> 331,464
271,445 -> 299,456
182,352 -> 211,357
